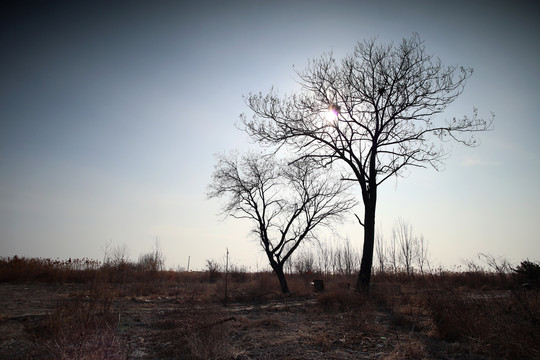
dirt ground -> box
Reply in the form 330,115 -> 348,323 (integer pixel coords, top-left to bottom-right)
0,283 -> 479,359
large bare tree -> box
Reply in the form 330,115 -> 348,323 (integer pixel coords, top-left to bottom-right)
208,152 -> 356,293
241,34 -> 493,290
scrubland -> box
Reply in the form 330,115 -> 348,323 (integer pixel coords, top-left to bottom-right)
0,256 -> 539,359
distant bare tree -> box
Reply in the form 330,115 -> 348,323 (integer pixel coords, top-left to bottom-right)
392,218 -> 430,277
316,241 -> 332,276
293,237 -> 359,278
393,218 -> 416,277
242,34 -> 493,290
387,231 -> 399,274
375,227 -> 386,274
208,152 -> 356,293
294,249 -> 317,276
110,243 -> 130,267
334,237 -> 358,277
138,239 -> 164,273
416,234 -> 430,274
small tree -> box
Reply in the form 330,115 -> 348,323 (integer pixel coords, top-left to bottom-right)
387,230 -> 399,274
138,239 -> 164,273
391,218 -> 429,277
375,227 -> 386,274
242,34 -> 492,290
416,234 -> 430,274
393,218 -> 416,277
208,152 -> 356,293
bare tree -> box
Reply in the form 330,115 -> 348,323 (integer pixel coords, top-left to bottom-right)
387,230 -> 399,274
138,238 -> 165,273
241,34 -> 492,290
334,237 -> 358,277
393,218 -> 416,277
391,218 -> 430,277
375,226 -> 386,274
315,241 -> 332,276
293,249 -> 317,276
208,152 -> 356,293
416,234 -> 430,274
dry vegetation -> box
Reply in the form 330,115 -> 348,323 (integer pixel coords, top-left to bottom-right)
0,256 -> 539,359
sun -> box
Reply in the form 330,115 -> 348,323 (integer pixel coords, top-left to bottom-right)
323,104 -> 340,123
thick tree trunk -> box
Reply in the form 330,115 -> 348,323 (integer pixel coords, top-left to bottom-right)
270,259 -> 290,294
356,198 -> 376,292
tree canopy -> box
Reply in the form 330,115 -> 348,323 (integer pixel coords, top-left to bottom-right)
208,152 -> 356,293
241,34 -> 493,289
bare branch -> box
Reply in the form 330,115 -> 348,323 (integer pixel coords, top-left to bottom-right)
239,33 -> 492,290
208,151 -> 357,293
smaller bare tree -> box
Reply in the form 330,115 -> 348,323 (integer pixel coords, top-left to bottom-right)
394,218 -> 416,277
416,234 -> 430,274
391,218 -> 430,277
208,152 -> 357,293
294,249 -> 317,276
375,226 -> 386,274
316,241 -> 332,277
138,238 -> 165,273
387,232 -> 399,274
334,237 -> 358,277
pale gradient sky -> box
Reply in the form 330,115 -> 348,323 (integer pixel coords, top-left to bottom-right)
1,0 -> 539,271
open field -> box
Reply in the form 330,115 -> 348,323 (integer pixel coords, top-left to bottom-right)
0,257 -> 539,359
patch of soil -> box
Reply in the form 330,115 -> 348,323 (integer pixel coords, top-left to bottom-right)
0,283 -> 474,359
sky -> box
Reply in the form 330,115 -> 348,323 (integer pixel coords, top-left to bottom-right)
1,0 -> 539,271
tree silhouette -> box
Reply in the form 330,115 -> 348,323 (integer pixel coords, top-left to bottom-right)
241,34 -> 493,291
208,152 -> 356,293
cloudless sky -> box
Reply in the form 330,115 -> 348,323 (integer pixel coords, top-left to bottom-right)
1,0 -> 539,271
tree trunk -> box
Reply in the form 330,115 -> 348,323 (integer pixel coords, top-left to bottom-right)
270,259 -> 290,294
356,198 -> 376,292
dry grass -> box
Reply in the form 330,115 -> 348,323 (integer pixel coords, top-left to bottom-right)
140,305 -> 238,360
368,271 -> 540,359
27,281 -> 129,359
3,256 -> 540,359
384,339 -> 429,360
424,286 -> 540,359
316,289 -> 367,313
184,310 -> 238,360
0,256 -> 100,283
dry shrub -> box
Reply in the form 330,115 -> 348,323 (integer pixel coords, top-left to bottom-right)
309,332 -> 330,348
0,256 -> 100,283
369,282 -> 402,310
184,308 -> 237,360
424,288 -> 540,359
370,270 -> 540,359
432,270 -> 511,291
316,290 -> 366,312
28,282 -> 128,359
247,315 -> 284,330
285,273 -> 316,296
148,306 -> 237,359
222,272 -> 315,303
424,290 -> 478,341
228,264 -> 250,283
227,272 -> 281,303
385,339 -> 428,360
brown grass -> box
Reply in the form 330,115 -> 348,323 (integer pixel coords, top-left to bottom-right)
140,305 -> 238,359
423,285 -> 540,359
184,310 -> 238,360
3,256 -> 540,359
0,256 -> 100,283
27,281 -> 128,359
316,289 -> 367,312
368,271 -> 540,359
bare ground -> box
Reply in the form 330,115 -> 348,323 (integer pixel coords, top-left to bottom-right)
0,283 -> 491,359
